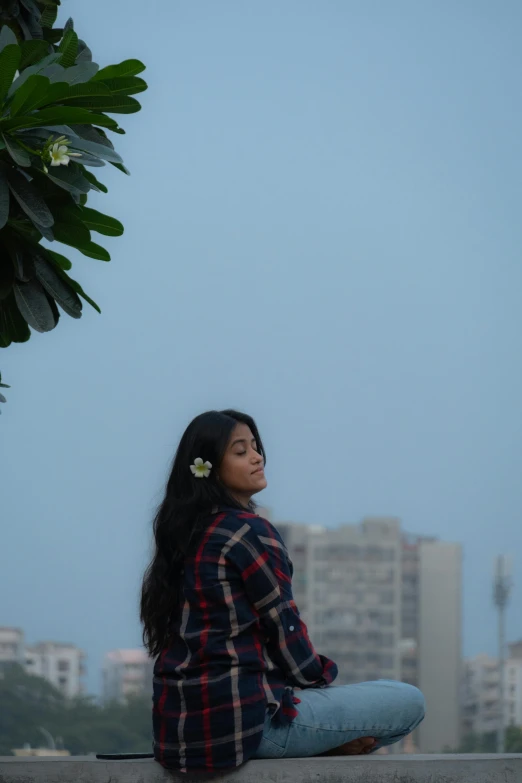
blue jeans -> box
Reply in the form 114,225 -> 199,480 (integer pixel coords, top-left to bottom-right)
253,680 -> 425,758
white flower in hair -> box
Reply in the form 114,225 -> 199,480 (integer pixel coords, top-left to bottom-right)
190,457 -> 212,478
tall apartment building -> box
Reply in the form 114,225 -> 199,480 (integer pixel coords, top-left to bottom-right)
24,642 -> 85,699
462,643 -> 522,735
276,518 -> 462,753
415,539 -> 462,752
0,627 -> 25,671
0,629 -> 85,697
102,649 -> 154,704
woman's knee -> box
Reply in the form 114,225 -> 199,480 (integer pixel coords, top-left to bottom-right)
390,682 -> 426,729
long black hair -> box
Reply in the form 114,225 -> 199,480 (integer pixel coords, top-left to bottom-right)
140,409 -> 266,657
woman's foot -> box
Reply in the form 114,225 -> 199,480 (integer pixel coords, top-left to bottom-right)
320,737 -> 377,756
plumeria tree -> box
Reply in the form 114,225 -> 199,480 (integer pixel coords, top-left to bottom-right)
0,0 -> 147,411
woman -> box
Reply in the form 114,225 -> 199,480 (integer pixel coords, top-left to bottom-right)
140,409 -> 425,772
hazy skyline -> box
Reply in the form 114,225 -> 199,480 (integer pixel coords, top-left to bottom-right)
1,0 -> 521,695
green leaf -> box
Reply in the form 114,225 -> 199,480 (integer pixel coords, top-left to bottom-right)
47,249 -> 72,271
1,107 -> 121,132
33,221 -> 54,242
69,123 -> 115,149
40,64 -> 66,83
72,151 -> 105,168
7,52 -> 62,98
17,15 -> 36,43
0,291 -> 31,343
67,135 -> 122,163
49,62 -> 99,85
0,307 -> 12,347
63,94 -> 141,115
68,280 -> 101,313
0,27 -> 18,53
2,133 -> 31,166
52,220 -> 91,248
26,124 -> 76,139
80,207 -> 124,237
20,0 -> 41,18
0,167 -> 10,229
19,40 -> 50,70
8,241 -> 30,280
58,28 -> 78,69
9,74 -> 50,117
14,278 -> 58,332
42,27 -> 63,45
7,215 -> 42,241
76,241 -> 111,261
98,76 -> 148,96
34,80 -> 111,110
93,59 -> 146,81
41,6 -> 59,28
0,249 -> 15,298
111,161 -> 131,176
7,169 -> 54,228
51,202 -> 84,224
49,263 -> 102,314
46,289 -> 60,323
82,168 -> 108,193
0,44 -> 22,106
34,255 -> 82,319
46,165 -> 92,195
76,39 -> 92,64
46,260 -> 101,316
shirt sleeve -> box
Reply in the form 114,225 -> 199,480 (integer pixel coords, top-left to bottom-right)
227,515 -> 338,689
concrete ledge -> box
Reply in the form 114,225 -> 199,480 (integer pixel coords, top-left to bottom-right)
1,755 -> 522,783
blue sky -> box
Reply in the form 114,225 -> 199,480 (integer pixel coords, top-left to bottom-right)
1,0 -> 521,696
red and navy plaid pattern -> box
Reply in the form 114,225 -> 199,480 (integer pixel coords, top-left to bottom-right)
152,507 -> 338,772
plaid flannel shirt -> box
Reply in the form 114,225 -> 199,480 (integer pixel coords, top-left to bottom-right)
153,507 -> 338,772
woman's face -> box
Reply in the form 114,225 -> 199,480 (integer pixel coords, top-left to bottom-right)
219,422 -> 267,501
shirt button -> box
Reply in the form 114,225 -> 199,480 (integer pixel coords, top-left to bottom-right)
289,626 -> 295,632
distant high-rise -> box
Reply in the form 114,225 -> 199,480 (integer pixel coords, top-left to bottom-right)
25,641 -> 86,698
0,627 -> 25,671
102,649 -> 154,704
275,517 -> 462,753
278,518 -> 404,682
415,539 -> 462,752
0,628 -> 85,698
462,645 -> 522,736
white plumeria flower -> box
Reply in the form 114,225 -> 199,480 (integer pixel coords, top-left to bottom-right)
190,457 -> 212,478
49,141 -> 82,167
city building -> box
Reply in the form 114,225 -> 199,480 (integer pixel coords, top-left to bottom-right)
0,627 -> 25,671
0,628 -> 86,698
278,518 -> 404,683
509,640 -> 522,660
275,517 -> 462,753
462,644 -> 522,736
102,649 -> 154,704
25,642 -> 86,698
408,537 -> 462,753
